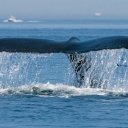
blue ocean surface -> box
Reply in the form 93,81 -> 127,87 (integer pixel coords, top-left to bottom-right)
0,20 -> 128,128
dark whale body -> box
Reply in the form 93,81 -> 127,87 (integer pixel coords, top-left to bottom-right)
0,36 -> 128,53
0,36 -> 128,87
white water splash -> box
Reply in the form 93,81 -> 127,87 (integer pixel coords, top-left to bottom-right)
73,49 -> 128,89
0,52 -> 69,88
0,83 -> 106,97
0,82 -> 128,97
0,49 -> 128,97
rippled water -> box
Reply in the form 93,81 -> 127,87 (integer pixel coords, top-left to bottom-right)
0,20 -> 128,128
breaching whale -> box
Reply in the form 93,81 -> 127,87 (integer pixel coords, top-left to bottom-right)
0,36 -> 128,87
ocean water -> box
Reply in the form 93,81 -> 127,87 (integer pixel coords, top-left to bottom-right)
0,20 -> 128,128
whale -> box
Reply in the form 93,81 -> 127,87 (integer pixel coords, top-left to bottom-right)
0,36 -> 128,53
0,36 -> 128,87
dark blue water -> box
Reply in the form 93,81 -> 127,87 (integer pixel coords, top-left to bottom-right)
0,20 -> 128,128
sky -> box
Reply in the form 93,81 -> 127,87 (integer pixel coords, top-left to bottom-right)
0,0 -> 128,20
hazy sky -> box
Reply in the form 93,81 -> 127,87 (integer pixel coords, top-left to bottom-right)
0,0 -> 128,20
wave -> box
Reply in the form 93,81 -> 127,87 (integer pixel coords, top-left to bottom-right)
27,20 -> 39,23
3,20 -> 24,23
3,20 -> 38,23
0,83 -> 128,98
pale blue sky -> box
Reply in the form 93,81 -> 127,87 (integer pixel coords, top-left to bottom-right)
0,0 -> 128,20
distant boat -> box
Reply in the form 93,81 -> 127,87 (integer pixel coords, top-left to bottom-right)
3,16 -> 23,22
94,12 -> 101,17
8,16 -> 17,22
